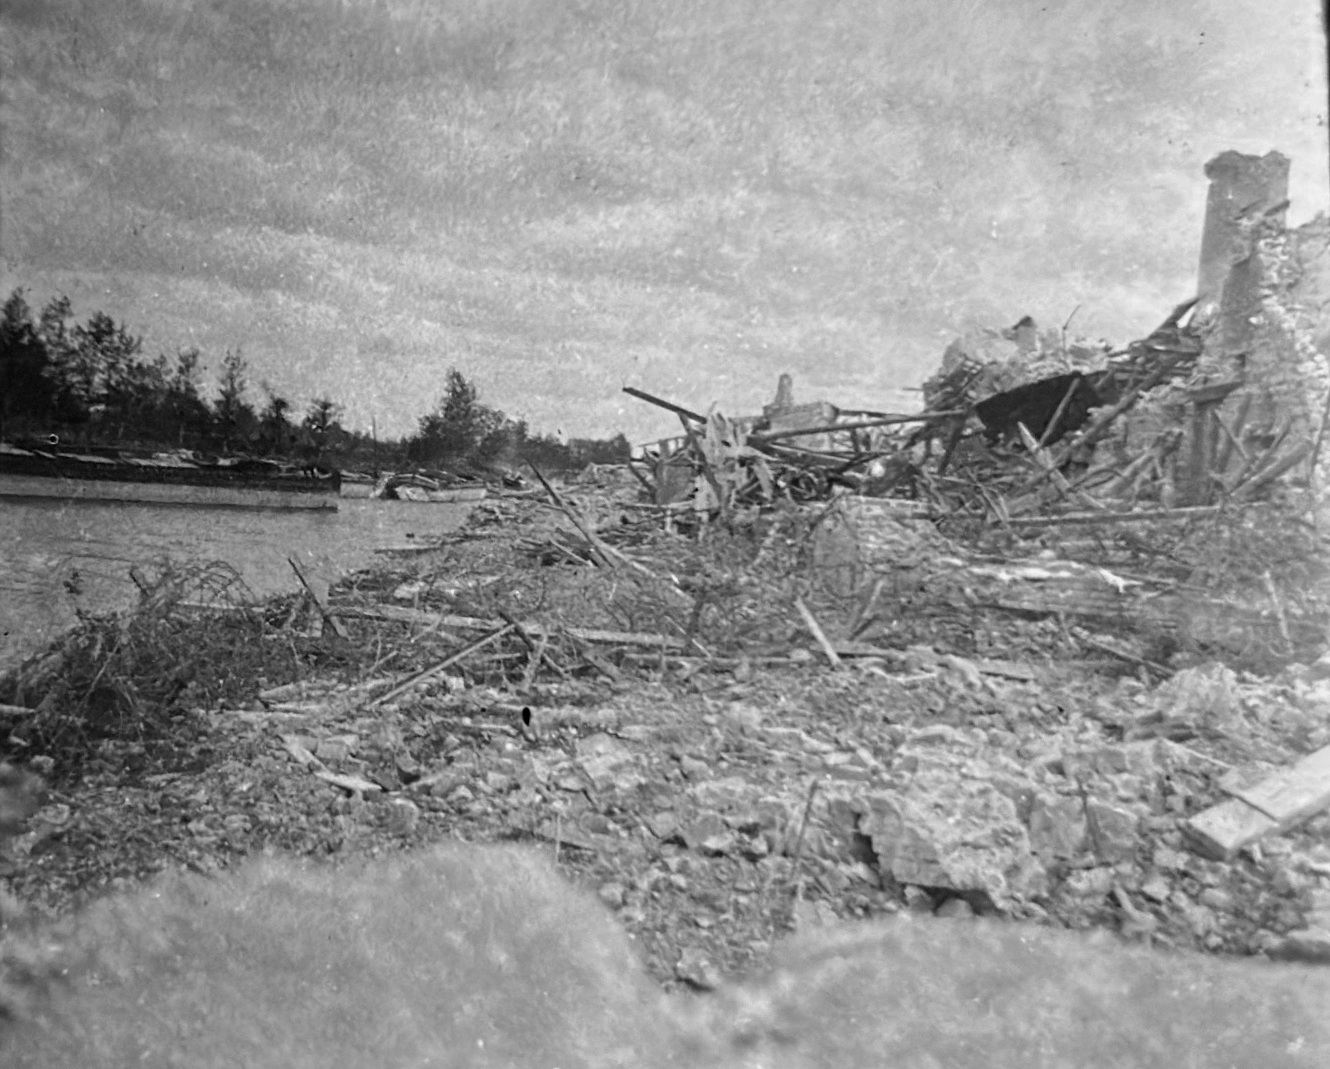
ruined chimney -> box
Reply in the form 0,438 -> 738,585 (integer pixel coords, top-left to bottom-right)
1195,150 -> 1290,352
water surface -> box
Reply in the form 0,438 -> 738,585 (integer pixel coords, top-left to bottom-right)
0,497 -> 472,673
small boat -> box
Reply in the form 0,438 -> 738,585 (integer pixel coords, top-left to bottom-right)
370,471 -> 488,503
337,471 -> 377,499
0,441 -> 340,511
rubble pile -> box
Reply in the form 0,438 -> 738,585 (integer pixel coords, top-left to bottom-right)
3,149 -> 1330,998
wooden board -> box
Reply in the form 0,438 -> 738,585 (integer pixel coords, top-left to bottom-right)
1183,745 -> 1330,860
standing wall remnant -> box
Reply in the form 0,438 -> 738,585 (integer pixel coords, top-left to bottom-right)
1188,151 -> 1327,499
1195,149 -> 1290,358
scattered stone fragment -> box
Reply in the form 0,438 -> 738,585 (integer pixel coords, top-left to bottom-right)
680,814 -> 734,856
678,756 -> 711,780
856,775 -> 1048,909
1112,888 -> 1158,940
1269,927 -> 1330,963
935,896 -> 974,919
1130,663 -> 1243,740
483,771 -> 514,793
1197,887 -> 1233,912
1085,801 -> 1140,863
1064,866 -> 1115,900
1062,741 -> 1161,779
675,946 -> 723,990
646,811 -> 680,840
385,798 -> 419,835
1028,794 -> 1087,862
1140,875 -> 1171,903
791,896 -> 840,930
314,734 -> 358,762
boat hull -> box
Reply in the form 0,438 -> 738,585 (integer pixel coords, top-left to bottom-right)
391,485 -> 488,503
338,480 -> 376,499
0,472 -> 338,510
0,447 -> 340,511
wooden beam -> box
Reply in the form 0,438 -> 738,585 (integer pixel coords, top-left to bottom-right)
622,386 -> 706,424
1183,745 -> 1330,859
370,622 -> 517,708
794,597 -> 843,668
343,604 -> 686,650
1004,505 -> 1241,527
288,557 -> 349,639
751,410 -> 968,442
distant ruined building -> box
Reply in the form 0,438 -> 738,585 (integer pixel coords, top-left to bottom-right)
920,148 -> 1330,507
634,149 -> 1330,512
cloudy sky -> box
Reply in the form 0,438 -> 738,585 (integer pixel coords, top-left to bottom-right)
1,0 -> 1326,444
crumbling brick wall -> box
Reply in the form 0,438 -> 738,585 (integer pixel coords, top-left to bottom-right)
1172,153 -> 1328,500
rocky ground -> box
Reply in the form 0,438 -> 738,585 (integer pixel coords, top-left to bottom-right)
3,475 -> 1330,994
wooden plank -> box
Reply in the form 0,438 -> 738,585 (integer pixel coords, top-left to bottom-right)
313,769 -> 383,794
1234,745 -> 1330,823
1182,798 -> 1279,861
825,643 -> 1039,680
342,604 -> 685,650
621,386 -> 706,424
1004,505 -> 1230,528
750,410 -> 968,442
370,623 -> 517,708
794,597 -> 842,668
288,557 -> 350,639
1183,745 -> 1330,859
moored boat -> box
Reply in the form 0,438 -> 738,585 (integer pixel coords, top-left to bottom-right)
337,471 -> 377,499
0,441 -> 340,510
369,471 -> 488,503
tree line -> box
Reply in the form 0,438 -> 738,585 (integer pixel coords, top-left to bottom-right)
0,289 -> 628,473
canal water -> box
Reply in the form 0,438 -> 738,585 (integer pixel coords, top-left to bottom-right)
0,497 -> 473,673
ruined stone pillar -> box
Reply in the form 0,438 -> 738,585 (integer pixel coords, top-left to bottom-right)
1195,150 -> 1290,355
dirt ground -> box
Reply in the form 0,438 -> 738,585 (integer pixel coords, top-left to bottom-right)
3,477 -> 1330,993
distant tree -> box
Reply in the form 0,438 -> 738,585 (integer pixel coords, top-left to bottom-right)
115,354 -> 170,444
35,295 -> 88,433
471,403 -> 511,465
258,382 -> 293,456
570,432 -> 631,466
301,395 -> 343,463
324,423 -> 407,474
3,294 -> 191,445
70,310 -> 143,440
164,348 -> 212,447
522,431 -> 574,472
0,288 -> 54,439
405,368 -> 520,469
36,295 -> 75,372
213,349 -> 255,452
418,369 -> 479,462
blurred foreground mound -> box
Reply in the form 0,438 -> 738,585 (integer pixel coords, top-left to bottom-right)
2,843 -> 1328,1069
1,845 -> 677,1069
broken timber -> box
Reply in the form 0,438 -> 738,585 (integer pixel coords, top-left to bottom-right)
621,386 -> 706,424
288,557 -> 350,639
750,410 -> 968,442
1183,744 -> 1330,860
1003,505 -> 1241,527
343,603 -> 686,650
370,622 -> 518,708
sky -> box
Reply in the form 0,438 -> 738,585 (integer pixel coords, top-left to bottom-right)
1,0 -> 1327,444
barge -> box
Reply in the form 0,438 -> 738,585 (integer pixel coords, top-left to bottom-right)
0,441 -> 340,511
